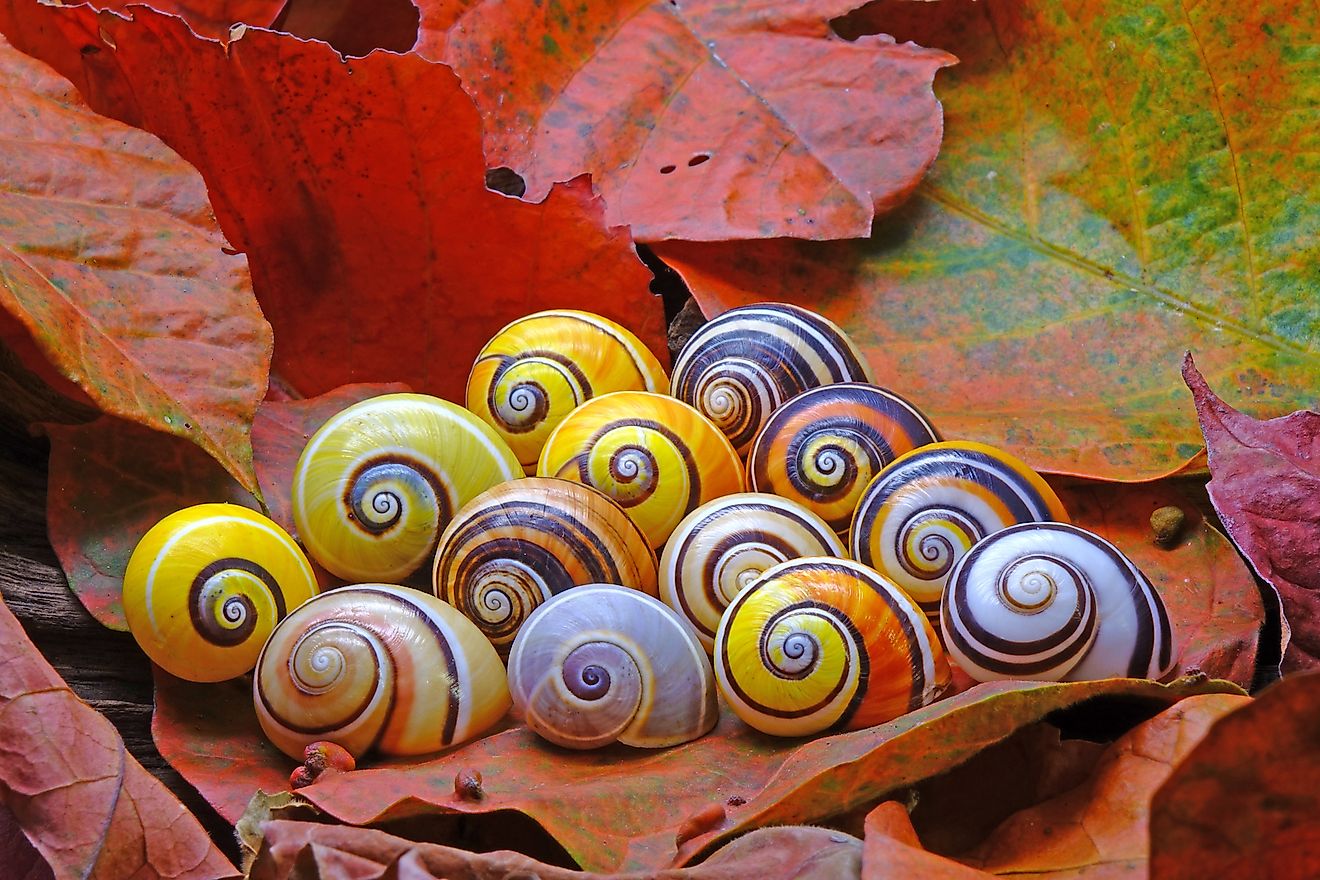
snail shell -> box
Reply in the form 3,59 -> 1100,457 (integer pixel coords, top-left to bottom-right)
941,522 -> 1176,682
467,310 -> 668,474
122,504 -> 320,683
432,477 -> 658,654
508,585 -> 718,749
253,583 -> 510,759
537,391 -> 744,548
747,383 -> 940,534
660,493 -> 846,652
671,303 -> 874,456
715,557 -> 950,737
850,441 -> 1069,616
292,393 -> 522,583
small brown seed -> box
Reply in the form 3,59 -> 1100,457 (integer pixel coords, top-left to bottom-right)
454,769 -> 484,800
1150,505 -> 1186,547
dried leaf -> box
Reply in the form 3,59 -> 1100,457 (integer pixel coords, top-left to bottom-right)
95,0 -> 286,40
0,33 -> 270,494
862,802 -> 993,879
442,0 -> 954,241
0,593 -> 237,879
654,0 -> 1320,480
1183,354 -> 1320,672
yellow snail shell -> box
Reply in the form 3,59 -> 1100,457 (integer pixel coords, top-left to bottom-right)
537,391 -> 744,548
850,441 -> 1070,617
715,557 -> 950,737
292,393 -> 522,583
507,584 -> 718,749
432,477 -> 658,654
253,583 -> 510,759
941,523 -> 1176,682
467,310 -> 669,474
671,303 -> 874,456
747,383 -> 940,534
122,503 -> 319,683
659,493 -> 846,652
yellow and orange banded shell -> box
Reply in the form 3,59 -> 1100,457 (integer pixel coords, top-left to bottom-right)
122,504 -> 319,683
747,383 -> 940,534
253,584 -> 510,759
537,391 -> 744,548
292,393 -> 522,583
432,477 -> 658,653
850,442 -> 1069,616
467,310 -> 669,473
659,493 -> 846,652
671,303 -> 874,456
714,557 -> 950,737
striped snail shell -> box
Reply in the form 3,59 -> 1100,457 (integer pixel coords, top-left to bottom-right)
292,393 -> 522,583
432,477 -> 658,654
508,585 -> 718,749
941,522 -> 1176,683
467,310 -> 668,474
715,557 -> 950,737
670,303 -> 874,457
122,504 -> 319,683
253,584 -> 510,759
537,391 -> 744,548
747,383 -> 940,534
850,441 -> 1069,617
660,493 -> 846,652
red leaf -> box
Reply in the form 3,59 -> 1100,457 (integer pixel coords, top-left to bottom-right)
441,0 -> 955,241
0,33 -> 270,495
96,0 -> 286,41
0,6 -> 667,403
1183,353 -> 1320,672
0,594 -> 237,879
1150,671 -> 1320,879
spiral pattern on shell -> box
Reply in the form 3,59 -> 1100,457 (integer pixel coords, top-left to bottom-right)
747,383 -> 940,534
507,585 -> 719,749
537,391 -> 744,548
122,504 -> 319,683
941,522 -> 1176,683
715,557 -> 950,737
670,303 -> 874,456
467,310 -> 668,473
292,393 -> 522,583
253,584 -> 510,759
660,493 -> 846,652
850,442 -> 1070,615
432,478 -> 658,653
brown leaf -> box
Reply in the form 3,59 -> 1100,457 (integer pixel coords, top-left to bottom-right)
862,802 -> 992,879
1183,353 -> 1320,672
0,592 -> 237,879
0,34 -> 271,495
1150,671 -> 1320,880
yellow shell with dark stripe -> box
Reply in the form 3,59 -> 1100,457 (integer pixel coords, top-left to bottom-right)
537,391 -> 745,548
467,310 -> 668,473
714,557 -> 950,737
122,504 -> 319,683
432,477 -> 658,653
292,393 -> 522,583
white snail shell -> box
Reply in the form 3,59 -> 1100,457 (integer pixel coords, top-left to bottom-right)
507,585 -> 718,749
941,522 -> 1176,682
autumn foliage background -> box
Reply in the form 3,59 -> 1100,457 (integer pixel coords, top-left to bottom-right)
0,0 -> 1317,878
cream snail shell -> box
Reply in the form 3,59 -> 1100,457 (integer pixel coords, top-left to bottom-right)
253,583 -> 510,759
291,393 -> 522,583
432,477 -> 658,654
466,310 -> 668,474
941,522 -> 1176,682
747,383 -> 940,534
122,504 -> 320,683
507,585 -> 719,749
537,391 -> 744,548
850,441 -> 1069,617
715,557 -> 950,737
671,303 -> 874,456
660,493 -> 846,652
